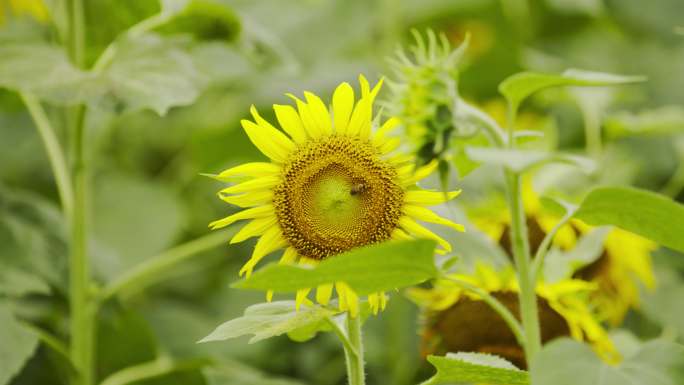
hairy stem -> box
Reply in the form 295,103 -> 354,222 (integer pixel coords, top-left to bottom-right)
344,315 -> 366,385
20,92 -> 73,219
66,1 -> 93,384
504,170 -> 541,363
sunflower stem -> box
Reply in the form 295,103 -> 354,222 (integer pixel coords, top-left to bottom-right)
343,314 -> 366,385
66,1 -> 94,385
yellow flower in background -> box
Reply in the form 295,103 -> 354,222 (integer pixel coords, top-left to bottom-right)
469,179 -> 656,325
409,263 -> 617,369
210,76 -> 464,317
0,0 -> 49,23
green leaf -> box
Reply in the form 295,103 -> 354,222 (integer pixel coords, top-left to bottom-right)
499,69 -> 644,112
233,239 -> 438,295
423,353 -> 529,385
574,186 -> 684,253
465,147 -> 595,173
543,227 -> 609,282
0,265 -> 50,297
0,302 -> 39,385
0,44 -> 96,104
103,34 -> 204,115
159,0 -> 241,42
199,301 -> 336,344
531,338 -> 684,385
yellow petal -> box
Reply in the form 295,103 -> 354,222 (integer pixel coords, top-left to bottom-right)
239,226 -> 286,277
220,175 -> 280,194
404,205 -> 465,232
296,288 -> 312,311
333,82 -> 354,134
346,96 -> 371,138
336,282 -> 348,312
266,290 -> 274,302
241,118 -> 294,163
359,74 -> 370,97
288,94 -> 323,138
304,91 -> 332,136
214,162 -> 281,182
346,286 -> 360,318
399,216 -> 452,252
274,104 -> 308,144
379,292 -> 387,311
403,159 -> 438,186
379,137 -> 401,154
219,190 -> 272,207
391,227 -> 412,241
405,190 -> 462,206
373,117 -> 400,146
208,205 -> 273,229
368,293 -> 380,315
279,247 -> 298,264
316,283 -> 334,306
230,216 -> 278,244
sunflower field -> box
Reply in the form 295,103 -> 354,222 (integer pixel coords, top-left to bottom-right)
1,0 -> 684,384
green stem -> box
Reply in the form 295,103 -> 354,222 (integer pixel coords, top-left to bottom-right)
98,229 -> 233,303
66,1 -> 93,384
343,315 -> 365,385
20,92 -> 74,220
440,276 -> 525,347
504,170 -> 541,363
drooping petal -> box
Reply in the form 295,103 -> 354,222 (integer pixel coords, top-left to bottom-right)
405,190 -> 462,206
279,247 -> 299,264
241,118 -> 294,163
332,82 -> 354,134
214,162 -> 281,182
296,288 -> 312,310
399,216 -> 452,252
391,227 -> 413,241
218,190 -> 272,207
316,283 -> 334,306
304,91 -> 332,136
230,216 -> 278,244
239,226 -> 287,277
220,176 -> 280,194
274,104 -> 308,144
208,205 -> 274,229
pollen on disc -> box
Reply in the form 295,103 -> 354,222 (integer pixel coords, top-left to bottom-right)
273,136 -> 404,260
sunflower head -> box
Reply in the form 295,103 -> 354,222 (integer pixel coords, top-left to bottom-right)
385,30 -> 469,165
408,263 -> 617,369
210,75 -> 464,317
469,178 -> 656,325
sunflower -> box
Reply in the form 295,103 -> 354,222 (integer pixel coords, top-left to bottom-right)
408,263 -> 616,369
209,75 -> 464,317
469,179 -> 655,325
0,0 -> 49,23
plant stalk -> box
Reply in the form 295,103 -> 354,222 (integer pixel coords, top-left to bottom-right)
344,315 -> 366,385
504,170 -> 542,364
66,1 -> 94,384
20,92 -> 74,220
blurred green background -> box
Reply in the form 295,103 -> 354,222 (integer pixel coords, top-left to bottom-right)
1,0 -> 683,384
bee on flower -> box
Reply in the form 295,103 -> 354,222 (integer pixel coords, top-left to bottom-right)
209,75 -> 465,317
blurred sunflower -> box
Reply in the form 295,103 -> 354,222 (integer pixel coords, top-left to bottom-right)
210,75 -> 464,317
408,263 -> 616,369
470,179 -> 656,325
0,0 -> 49,23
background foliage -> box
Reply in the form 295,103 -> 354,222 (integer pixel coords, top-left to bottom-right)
1,0 -> 684,384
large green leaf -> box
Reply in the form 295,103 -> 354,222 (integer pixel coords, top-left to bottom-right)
465,147 -> 595,173
574,186 -> 684,253
0,44 -> 96,104
499,69 -> 644,112
422,353 -> 529,385
531,338 -> 684,385
199,301 -> 335,344
0,302 -> 39,385
103,34 -> 204,115
233,240 -> 438,295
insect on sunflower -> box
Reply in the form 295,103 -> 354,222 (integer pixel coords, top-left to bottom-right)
210,75 -> 464,317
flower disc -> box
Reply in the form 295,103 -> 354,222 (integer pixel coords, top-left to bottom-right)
273,136 -> 404,260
